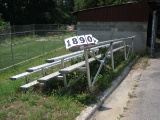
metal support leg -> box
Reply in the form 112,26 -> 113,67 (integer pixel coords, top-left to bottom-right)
126,45 -> 131,60
61,59 -> 67,88
111,43 -> 114,69
42,68 -> 46,76
25,76 -> 29,84
151,11 -> 157,57
92,43 -> 112,86
84,49 -> 92,92
132,38 -> 134,54
123,40 -> 127,60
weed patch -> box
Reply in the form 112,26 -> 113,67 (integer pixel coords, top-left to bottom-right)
128,92 -> 137,99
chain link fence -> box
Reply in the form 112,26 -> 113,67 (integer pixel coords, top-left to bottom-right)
0,24 -> 76,70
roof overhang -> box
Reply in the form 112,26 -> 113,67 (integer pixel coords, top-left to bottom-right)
72,1 -> 160,15
148,0 -> 160,11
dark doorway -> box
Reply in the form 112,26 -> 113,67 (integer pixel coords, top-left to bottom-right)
155,11 -> 160,52
148,0 -> 160,55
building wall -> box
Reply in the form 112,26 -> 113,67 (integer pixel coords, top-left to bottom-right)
77,22 -> 148,54
76,2 -> 149,22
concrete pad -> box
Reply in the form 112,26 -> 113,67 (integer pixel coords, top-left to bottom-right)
90,69 -> 142,120
76,58 -> 138,120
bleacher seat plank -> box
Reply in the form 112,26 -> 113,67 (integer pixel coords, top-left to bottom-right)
10,72 -> 29,80
26,61 -> 60,72
59,55 -> 101,74
27,54 -> 84,72
10,69 -> 39,80
20,80 -> 39,89
38,71 -> 61,83
46,51 -> 83,63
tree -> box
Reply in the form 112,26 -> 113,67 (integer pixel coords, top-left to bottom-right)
113,0 -> 130,5
0,0 -> 137,25
0,13 -> 7,25
74,0 -> 126,11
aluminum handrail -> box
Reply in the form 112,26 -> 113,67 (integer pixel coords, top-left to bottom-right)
80,36 -> 135,50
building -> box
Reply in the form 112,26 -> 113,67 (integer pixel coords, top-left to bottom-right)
73,1 -> 160,54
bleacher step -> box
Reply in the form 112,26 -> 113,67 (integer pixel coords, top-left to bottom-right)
20,80 -> 39,89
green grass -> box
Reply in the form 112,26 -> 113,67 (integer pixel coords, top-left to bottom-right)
0,44 -> 136,120
0,30 -> 76,70
0,47 -> 87,120
0,32 -> 77,69
0,40 -> 64,69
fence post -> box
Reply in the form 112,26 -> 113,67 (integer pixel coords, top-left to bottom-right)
32,24 -> 35,36
27,41 -> 29,59
58,23 -> 60,39
10,23 -> 14,63
43,41 -> 45,55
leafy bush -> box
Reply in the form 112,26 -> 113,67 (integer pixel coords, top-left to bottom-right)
0,13 -> 7,25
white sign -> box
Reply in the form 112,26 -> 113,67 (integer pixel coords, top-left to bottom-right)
64,34 -> 98,49
78,35 -> 88,45
93,37 -> 98,44
85,34 -> 95,44
64,36 -> 79,49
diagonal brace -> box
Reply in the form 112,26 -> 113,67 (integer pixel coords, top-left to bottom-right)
92,42 -> 113,86
87,51 -> 105,66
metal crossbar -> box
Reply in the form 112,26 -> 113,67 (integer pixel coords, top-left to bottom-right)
81,36 -> 135,92
92,42 -> 112,86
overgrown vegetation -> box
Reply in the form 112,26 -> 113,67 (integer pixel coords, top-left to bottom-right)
0,13 -> 7,25
0,46 -> 135,120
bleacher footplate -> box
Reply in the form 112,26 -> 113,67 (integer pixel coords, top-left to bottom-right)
20,80 -> 39,89
37,71 -> 61,83
59,55 -> 101,74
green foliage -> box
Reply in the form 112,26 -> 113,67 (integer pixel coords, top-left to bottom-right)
113,0 -> 130,5
20,93 -> 30,101
0,0 -> 135,24
0,111 -> 7,120
28,99 -> 38,106
74,0 -> 129,11
59,25 -> 67,30
0,0 -> 75,25
74,0 -> 86,11
0,13 -> 7,25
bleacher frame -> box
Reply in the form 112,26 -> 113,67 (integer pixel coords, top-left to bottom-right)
10,36 -> 135,91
